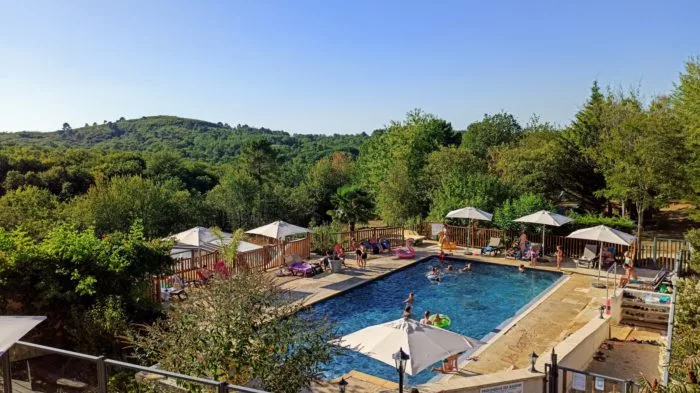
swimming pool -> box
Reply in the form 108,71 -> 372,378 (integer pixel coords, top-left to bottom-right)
312,257 -> 562,385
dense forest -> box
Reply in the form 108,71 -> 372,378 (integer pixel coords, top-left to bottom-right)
0,58 -> 698,389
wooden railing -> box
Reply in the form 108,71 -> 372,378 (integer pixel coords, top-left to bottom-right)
330,226 -> 405,250
150,235 -> 312,300
444,224 -> 689,272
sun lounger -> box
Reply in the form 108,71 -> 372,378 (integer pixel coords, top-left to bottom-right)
575,244 -> 599,269
172,274 -> 201,288
481,237 -> 503,256
625,269 -> 670,291
404,230 -> 426,245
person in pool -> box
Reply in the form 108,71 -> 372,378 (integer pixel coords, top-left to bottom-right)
402,305 -> 412,318
462,263 -> 472,272
518,264 -> 526,273
438,250 -> 446,262
619,263 -> 639,287
404,291 -> 415,306
433,313 -> 443,326
447,264 -> 454,272
420,311 -> 432,325
431,266 -> 439,275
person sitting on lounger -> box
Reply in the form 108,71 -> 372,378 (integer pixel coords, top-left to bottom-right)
198,264 -> 213,283
462,263 -> 472,272
619,263 -> 639,287
602,248 -> 615,265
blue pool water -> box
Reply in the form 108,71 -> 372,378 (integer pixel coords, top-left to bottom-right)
312,257 -> 562,384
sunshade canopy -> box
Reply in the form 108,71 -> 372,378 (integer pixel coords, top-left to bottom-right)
0,316 -> 46,355
336,318 -> 481,376
445,207 -> 493,221
245,220 -> 310,240
567,225 -> 636,246
165,227 -> 262,256
514,210 -> 573,227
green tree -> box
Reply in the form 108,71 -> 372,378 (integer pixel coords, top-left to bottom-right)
126,273 -> 339,393
493,193 -> 555,232
357,110 -> 457,223
300,152 -> 354,224
328,185 -> 375,232
0,186 -> 61,239
0,222 -> 172,354
595,94 -> 688,238
673,58 -> 700,219
68,176 -> 202,237
461,112 -> 523,159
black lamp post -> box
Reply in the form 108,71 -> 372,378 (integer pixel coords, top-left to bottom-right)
393,347 -> 410,393
338,378 -> 348,393
599,305 -> 606,319
529,351 -> 539,372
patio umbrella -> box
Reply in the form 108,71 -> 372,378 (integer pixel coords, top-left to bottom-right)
567,225 -> 636,286
1,316 -> 46,355
514,210 -> 573,254
336,318 -> 481,376
445,207 -> 493,247
245,220 -> 311,240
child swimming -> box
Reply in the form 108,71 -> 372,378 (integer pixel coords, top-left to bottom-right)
519,264 -> 526,273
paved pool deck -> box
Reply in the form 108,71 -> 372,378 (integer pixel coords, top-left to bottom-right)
285,242 -> 658,393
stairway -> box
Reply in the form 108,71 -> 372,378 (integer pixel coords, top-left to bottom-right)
620,288 -> 670,331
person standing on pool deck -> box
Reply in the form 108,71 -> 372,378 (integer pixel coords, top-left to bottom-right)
555,245 -> 564,270
404,291 -> 415,306
360,243 -> 368,269
351,237 -> 361,267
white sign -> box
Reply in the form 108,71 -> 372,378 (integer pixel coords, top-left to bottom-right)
481,382 -> 524,393
595,376 -> 605,391
572,373 -> 586,391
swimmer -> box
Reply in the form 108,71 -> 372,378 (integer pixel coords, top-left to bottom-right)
404,291 -> 415,305
438,251 -> 445,262
420,311 -> 432,325
462,263 -> 472,272
433,313 -> 443,326
403,305 -> 412,319
447,265 -> 454,272
519,264 -> 526,273
431,267 -> 439,275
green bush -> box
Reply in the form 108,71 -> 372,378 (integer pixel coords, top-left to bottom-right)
493,193 -> 555,232
567,213 -> 635,231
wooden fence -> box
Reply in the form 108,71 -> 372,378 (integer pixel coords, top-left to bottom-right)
150,234 -> 311,300
444,224 -> 690,272
314,226 -> 405,251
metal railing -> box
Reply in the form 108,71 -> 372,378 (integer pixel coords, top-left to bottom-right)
2,341 -> 268,393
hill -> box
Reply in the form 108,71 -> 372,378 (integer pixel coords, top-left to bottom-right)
0,115 -> 368,163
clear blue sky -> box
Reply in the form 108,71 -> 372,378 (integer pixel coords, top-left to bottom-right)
1,0 -> 698,134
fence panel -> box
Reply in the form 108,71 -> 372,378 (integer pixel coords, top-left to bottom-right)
329,227 -> 404,250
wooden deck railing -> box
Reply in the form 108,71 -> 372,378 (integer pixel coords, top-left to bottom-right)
444,224 -> 689,271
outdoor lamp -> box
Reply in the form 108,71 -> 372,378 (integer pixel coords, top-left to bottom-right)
529,351 -> 539,372
393,347 -> 410,393
338,378 -> 348,393
599,305 -> 606,319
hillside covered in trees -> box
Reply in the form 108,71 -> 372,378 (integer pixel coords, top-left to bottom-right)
0,115 -> 369,163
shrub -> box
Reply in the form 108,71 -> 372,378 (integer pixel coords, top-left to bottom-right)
568,213 -> 635,232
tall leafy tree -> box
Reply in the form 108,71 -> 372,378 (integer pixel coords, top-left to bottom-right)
328,185 -> 375,232
356,110 -> 457,223
673,58 -> 700,219
595,94 -> 688,238
300,152 -> 354,225
461,112 -> 523,159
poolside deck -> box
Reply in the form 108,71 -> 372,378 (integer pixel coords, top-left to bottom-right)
283,242 -> 662,393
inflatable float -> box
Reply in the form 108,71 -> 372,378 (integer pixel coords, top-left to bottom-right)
429,314 -> 452,328
394,238 -> 416,259
426,272 -> 442,281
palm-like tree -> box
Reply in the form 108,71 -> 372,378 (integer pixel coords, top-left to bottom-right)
328,185 -> 375,233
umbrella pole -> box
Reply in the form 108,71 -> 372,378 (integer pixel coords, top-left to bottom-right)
542,225 -> 545,255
